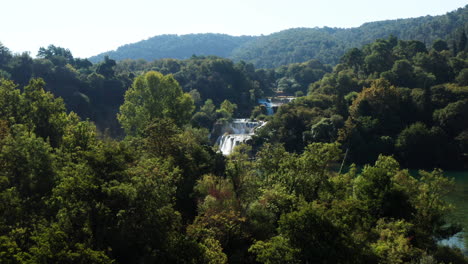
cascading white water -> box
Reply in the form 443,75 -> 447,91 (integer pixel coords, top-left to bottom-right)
223,119 -> 260,134
258,99 -> 274,115
258,97 -> 295,115
216,119 -> 265,155
218,134 -> 252,155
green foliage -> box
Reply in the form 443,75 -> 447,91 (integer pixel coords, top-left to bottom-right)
198,237 -> 228,264
456,68 -> 468,85
28,226 -> 114,264
255,94 -> 335,152
395,123 -> 443,168
371,219 -> 417,263
22,78 -> 69,147
432,39 -> 449,52
118,71 -> 194,135
88,6 -> 468,68
216,100 -> 237,121
1,13 -> 468,264
0,125 -> 56,222
433,100 -> 468,136
90,33 -> 254,63
95,56 -> 116,78
249,236 -> 300,264
0,42 -> 13,69
0,79 -> 23,125
0,235 -> 30,264
277,202 -> 362,263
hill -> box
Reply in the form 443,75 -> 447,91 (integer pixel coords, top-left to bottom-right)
89,33 -> 254,63
89,5 -> 467,68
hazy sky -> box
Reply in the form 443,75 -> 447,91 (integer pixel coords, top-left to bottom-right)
1,0 -> 466,58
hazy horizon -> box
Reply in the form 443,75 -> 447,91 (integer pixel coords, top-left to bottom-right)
1,0 -> 466,58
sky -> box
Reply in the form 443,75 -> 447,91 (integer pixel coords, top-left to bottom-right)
1,0 -> 466,58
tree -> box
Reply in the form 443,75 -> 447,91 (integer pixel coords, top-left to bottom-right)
22,78 -> 69,147
8,52 -> 33,87
456,69 -> 468,86
118,71 -> 194,136
0,78 -> 69,147
432,39 -> 449,52
0,79 -> 23,125
0,42 -> 12,69
0,125 -> 56,225
395,122 -> 437,168
249,236 -> 300,264
95,56 -> 116,78
341,48 -> 364,71
371,219 -> 417,263
349,79 -> 401,124
433,100 -> 468,137
192,99 -> 217,128
458,30 -> 467,53
37,44 -> 74,66
383,59 -> 416,88
277,202 -> 360,263
216,100 -> 237,121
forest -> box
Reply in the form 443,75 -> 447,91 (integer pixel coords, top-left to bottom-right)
1,16 -> 468,264
90,5 -> 468,67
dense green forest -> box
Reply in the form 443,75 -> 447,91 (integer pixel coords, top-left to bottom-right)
90,34 -> 254,64
254,35 -> 468,170
0,42 -> 332,134
90,5 -> 467,68
1,19 -> 468,264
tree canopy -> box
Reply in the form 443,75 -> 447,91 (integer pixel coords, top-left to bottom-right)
118,71 -> 194,135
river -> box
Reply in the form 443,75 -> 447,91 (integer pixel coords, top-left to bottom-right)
439,171 -> 468,255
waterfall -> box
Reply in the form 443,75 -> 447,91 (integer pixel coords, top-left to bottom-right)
218,134 -> 252,155
258,97 -> 295,115
258,99 -> 274,115
216,119 -> 265,155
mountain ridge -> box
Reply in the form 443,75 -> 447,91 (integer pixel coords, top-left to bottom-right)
89,5 -> 467,68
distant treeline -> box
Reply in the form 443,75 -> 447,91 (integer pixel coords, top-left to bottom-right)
90,5 -> 468,68
0,43 -> 331,136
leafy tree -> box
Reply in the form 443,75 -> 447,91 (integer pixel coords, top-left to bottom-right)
118,71 -> 194,136
341,48 -> 364,71
95,56 -> 116,78
8,52 -> 33,87
371,219 -> 417,263
0,125 -> 56,226
216,100 -> 237,121
382,59 -> 416,87
433,100 -> 468,136
414,51 -> 453,84
22,78 -> 69,147
0,79 -> 24,125
37,44 -> 74,66
277,202 -> 361,263
249,236 -> 300,264
432,39 -> 449,52
458,30 -> 467,53
0,42 -> 12,69
456,68 -> 468,86
395,123 -> 439,168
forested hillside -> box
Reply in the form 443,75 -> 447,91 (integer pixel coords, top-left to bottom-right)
90,5 -> 467,68
254,35 -> 468,169
1,13 -> 468,262
232,5 -> 467,67
89,34 -> 254,63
